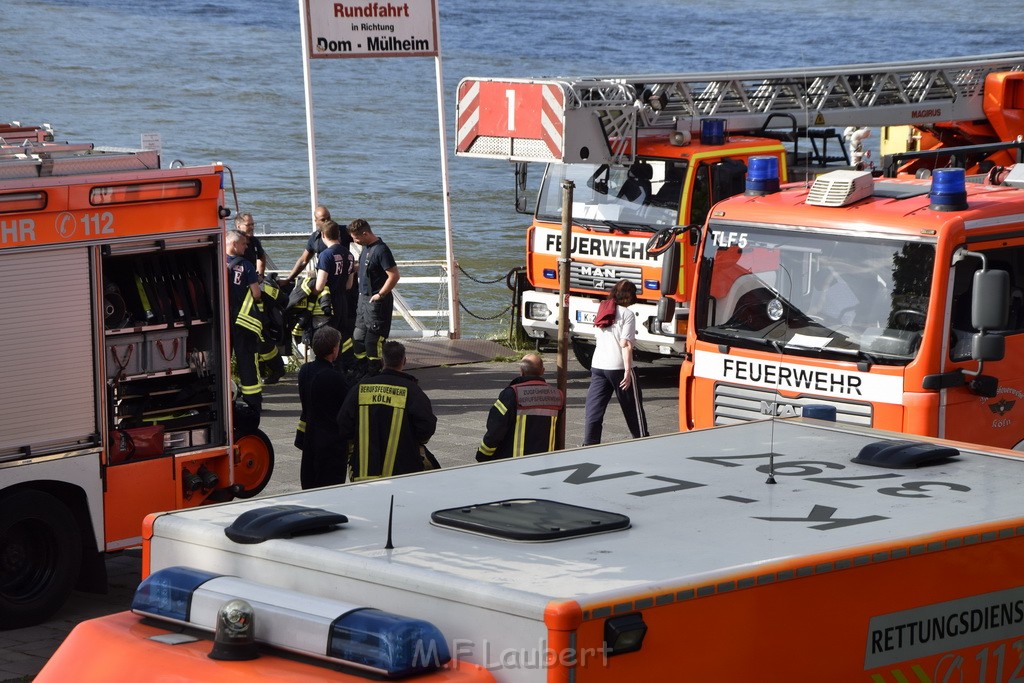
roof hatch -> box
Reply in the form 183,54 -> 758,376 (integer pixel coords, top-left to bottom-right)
431,498 -> 630,541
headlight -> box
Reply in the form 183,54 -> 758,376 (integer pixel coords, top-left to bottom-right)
525,302 -> 551,320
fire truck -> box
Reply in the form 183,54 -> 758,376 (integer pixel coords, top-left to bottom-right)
0,124 -> 274,629
455,52 -> 1024,367
676,145 -> 1024,451
34,418 -> 1024,681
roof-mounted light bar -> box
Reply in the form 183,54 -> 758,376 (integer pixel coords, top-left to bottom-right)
132,566 -> 452,678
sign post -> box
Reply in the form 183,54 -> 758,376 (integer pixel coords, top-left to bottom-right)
297,0 -> 460,337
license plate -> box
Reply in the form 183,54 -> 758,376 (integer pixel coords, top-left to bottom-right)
576,311 -> 595,323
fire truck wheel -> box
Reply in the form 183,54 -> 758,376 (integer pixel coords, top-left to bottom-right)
0,490 -> 82,629
233,429 -> 275,499
571,337 -> 596,370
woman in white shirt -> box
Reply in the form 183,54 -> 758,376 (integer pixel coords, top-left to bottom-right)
582,279 -> 650,445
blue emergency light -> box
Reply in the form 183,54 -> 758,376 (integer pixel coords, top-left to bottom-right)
132,566 -> 451,677
929,167 -> 968,211
746,156 -> 780,195
700,118 -> 726,145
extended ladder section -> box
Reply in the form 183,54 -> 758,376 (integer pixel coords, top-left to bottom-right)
456,51 -> 1024,166
0,135 -> 160,180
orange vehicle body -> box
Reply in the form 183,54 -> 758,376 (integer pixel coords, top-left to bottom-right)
679,164 -> 1024,452
0,130 -> 272,629
522,133 -> 789,364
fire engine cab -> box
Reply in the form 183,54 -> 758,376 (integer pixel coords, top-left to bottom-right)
455,52 -> 1024,368
0,124 -> 274,628
678,145 -> 1024,452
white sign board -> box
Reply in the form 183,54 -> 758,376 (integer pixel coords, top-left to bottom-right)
140,132 -> 161,154
304,0 -> 438,58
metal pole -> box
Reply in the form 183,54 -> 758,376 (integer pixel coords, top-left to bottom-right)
432,18 -> 460,339
555,179 -> 574,450
298,0 -> 318,227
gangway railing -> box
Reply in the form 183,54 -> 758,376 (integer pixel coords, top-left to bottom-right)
256,231 -> 455,339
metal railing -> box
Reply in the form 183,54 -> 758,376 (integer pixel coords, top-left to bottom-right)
256,231 -> 455,338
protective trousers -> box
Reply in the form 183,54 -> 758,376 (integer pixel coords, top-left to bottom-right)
353,291 -> 393,374
232,326 -> 262,411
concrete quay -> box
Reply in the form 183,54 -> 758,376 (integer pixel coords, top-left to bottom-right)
0,337 -> 683,681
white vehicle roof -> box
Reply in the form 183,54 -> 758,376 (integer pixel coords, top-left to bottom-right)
150,419 -> 1024,616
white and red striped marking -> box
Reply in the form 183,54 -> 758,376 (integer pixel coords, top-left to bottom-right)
456,79 -> 564,159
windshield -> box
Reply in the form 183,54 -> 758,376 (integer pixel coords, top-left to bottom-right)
695,223 -> 935,365
535,159 -> 685,230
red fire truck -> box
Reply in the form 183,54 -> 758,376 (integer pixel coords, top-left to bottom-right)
455,53 -> 1024,368
0,124 -> 274,628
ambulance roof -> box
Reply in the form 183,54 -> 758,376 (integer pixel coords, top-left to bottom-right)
149,420 -> 1024,617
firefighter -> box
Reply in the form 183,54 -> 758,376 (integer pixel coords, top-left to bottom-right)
475,353 -> 565,461
312,220 -> 355,373
337,340 -> 436,480
236,213 -> 285,384
347,219 -> 400,378
235,213 -> 266,281
297,326 -> 350,489
257,277 -> 287,385
280,204 -> 331,286
226,230 -> 263,412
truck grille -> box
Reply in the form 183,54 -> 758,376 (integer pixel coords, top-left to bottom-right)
569,263 -> 642,291
713,382 -> 873,426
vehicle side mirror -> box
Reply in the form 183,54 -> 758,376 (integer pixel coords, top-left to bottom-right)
972,332 -> 1005,362
660,242 -> 680,295
688,224 -> 701,247
514,162 -> 534,215
972,269 -> 1009,330
657,296 -> 676,324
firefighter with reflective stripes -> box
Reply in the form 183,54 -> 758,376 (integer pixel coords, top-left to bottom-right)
226,230 -> 263,411
337,341 -> 436,480
476,353 -> 564,461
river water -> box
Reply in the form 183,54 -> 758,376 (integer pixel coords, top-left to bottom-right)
3,0 -> 1018,337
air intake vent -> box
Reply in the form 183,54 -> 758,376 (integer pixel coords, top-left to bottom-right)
805,170 -> 874,207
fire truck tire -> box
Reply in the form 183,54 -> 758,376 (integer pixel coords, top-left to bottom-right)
0,490 -> 82,629
233,429 -> 275,499
571,337 -> 596,371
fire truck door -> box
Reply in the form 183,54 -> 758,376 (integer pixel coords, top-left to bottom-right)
942,245 -> 1024,449
0,248 -> 97,458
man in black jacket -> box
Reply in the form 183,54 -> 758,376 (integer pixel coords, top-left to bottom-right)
476,353 -> 564,461
297,326 -> 350,489
338,341 -> 436,480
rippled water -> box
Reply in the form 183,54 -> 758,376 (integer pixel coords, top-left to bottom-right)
4,0 -> 1017,336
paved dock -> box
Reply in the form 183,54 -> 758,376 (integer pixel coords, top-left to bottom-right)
0,337 -> 683,681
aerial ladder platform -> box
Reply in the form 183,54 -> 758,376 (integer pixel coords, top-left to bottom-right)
456,51 -> 1024,166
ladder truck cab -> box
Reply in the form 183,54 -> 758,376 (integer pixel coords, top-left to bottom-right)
0,125 -> 274,629
679,139 -> 1024,451
36,418 -> 1024,681
455,53 -> 1024,368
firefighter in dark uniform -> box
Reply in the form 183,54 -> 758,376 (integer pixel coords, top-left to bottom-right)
226,230 -> 263,411
312,220 -> 355,371
235,213 -> 286,384
337,340 -> 436,480
476,353 -> 565,461
347,218 -> 400,378
297,326 -> 351,489
235,213 -> 267,280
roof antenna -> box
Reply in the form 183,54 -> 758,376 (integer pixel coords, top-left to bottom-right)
384,494 -> 395,550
